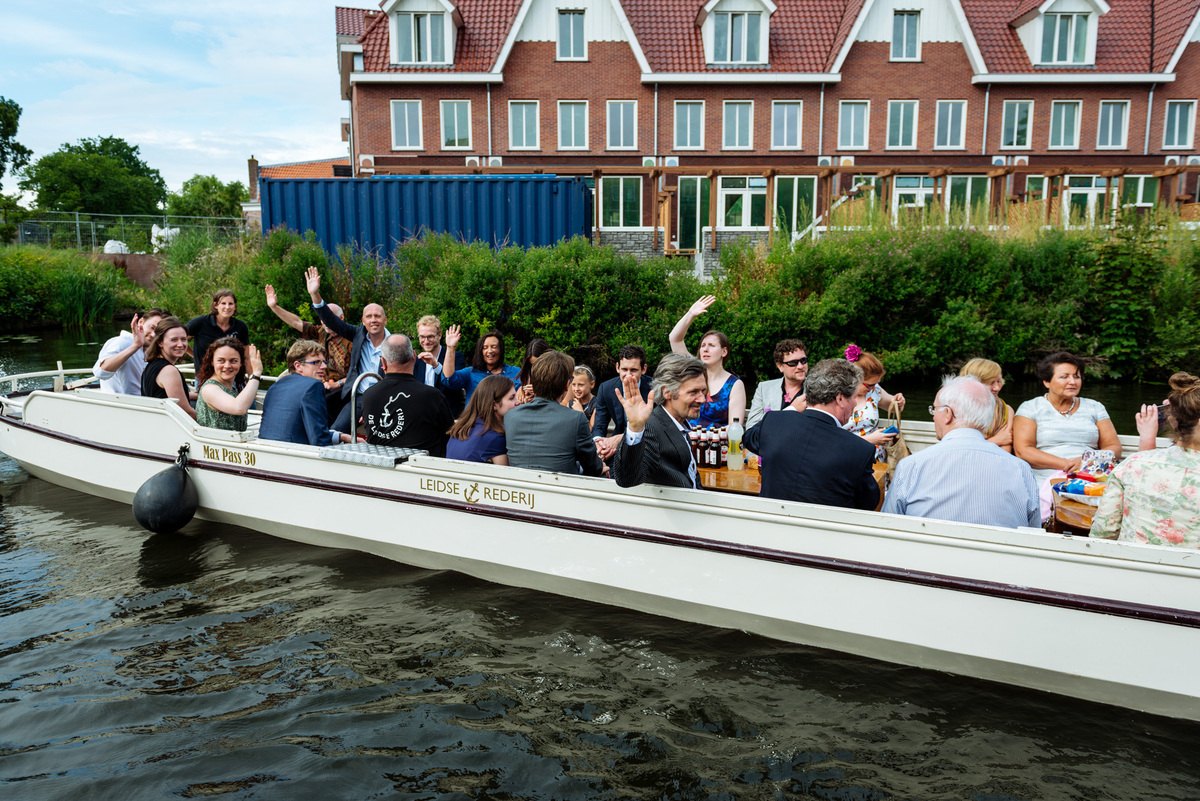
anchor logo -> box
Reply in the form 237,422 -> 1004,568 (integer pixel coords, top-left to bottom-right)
463,482 -> 480,503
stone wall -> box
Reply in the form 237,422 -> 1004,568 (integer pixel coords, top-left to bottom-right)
697,230 -> 768,279
595,228 -> 664,261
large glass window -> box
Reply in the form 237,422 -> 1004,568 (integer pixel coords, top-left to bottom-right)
935,100 -> 966,149
892,11 -> 919,60
607,101 -> 636,150
723,101 -> 752,149
719,176 -> 768,228
391,100 -> 422,150
509,101 -> 538,150
772,101 -> 802,149
675,101 -> 704,149
397,13 -> 445,63
887,101 -> 917,149
1041,13 -> 1088,64
1164,100 -> 1195,148
1097,101 -> 1128,149
774,176 -> 817,235
839,101 -> 869,149
601,177 -> 640,227
1049,100 -> 1080,149
558,101 -> 588,149
713,12 -> 761,62
1001,100 -> 1032,148
440,101 -> 471,149
677,176 -> 711,250
1120,176 -> 1159,207
948,175 -> 989,223
558,11 -> 585,59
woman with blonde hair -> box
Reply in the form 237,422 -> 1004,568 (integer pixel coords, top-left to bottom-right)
960,357 -> 1014,452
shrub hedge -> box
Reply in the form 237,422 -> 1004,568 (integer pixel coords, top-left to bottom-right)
0,246 -> 140,328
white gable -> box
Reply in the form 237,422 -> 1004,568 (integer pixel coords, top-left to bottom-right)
515,0 -> 628,42
856,0 -> 965,43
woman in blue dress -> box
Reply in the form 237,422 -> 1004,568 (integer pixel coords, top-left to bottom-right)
440,325 -> 522,404
669,295 -> 746,429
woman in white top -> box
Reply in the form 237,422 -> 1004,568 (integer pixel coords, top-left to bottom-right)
1013,351 -> 1122,485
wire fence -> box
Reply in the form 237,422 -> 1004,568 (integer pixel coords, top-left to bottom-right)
12,211 -> 248,252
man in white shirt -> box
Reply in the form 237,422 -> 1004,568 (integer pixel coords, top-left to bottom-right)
93,308 -> 168,394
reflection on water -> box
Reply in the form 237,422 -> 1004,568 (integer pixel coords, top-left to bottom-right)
1,463 -> 1198,800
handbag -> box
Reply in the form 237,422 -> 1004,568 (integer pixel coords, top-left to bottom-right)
882,401 -> 911,481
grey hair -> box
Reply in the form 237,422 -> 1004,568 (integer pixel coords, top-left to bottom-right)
651,353 -> 706,404
938,374 -> 995,431
804,359 -> 863,405
381,334 -> 415,365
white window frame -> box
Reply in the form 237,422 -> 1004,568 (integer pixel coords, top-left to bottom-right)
891,11 -> 920,61
1048,100 -> 1081,150
557,100 -> 589,150
1000,100 -> 1033,150
606,100 -> 637,151
439,100 -> 472,150
599,176 -> 643,229
717,175 -> 769,230
886,100 -> 918,150
557,10 -> 587,60
1163,100 -> 1196,150
508,100 -> 539,151
1038,12 -> 1091,65
1096,100 -> 1129,150
722,100 -> 753,150
394,12 -> 448,65
674,100 -> 705,150
839,100 -> 870,150
390,99 -> 423,151
934,100 -> 967,150
712,11 -> 765,64
771,100 -> 803,150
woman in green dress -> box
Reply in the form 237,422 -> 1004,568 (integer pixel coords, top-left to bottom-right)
196,337 -> 264,431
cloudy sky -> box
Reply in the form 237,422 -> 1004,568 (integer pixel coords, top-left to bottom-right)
0,1 -> 363,198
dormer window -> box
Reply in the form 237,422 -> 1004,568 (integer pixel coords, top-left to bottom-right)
1041,13 -> 1088,64
714,12 -> 760,63
397,12 -> 446,63
558,10 -> 586,60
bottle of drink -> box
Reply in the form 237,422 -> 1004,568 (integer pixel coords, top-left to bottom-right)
728,416 -> 744,471
699,428 -> 709,465
706,427 -> 718,466
719,427 -> 729,467
689,428 -> 701,463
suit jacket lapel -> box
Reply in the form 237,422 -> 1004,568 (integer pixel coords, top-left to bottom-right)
655,406 -> 692,477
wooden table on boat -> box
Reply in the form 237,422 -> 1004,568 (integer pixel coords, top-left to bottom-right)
699,462 -> 889,511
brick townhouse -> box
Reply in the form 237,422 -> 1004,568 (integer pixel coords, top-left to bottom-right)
333,0 -> 1200,255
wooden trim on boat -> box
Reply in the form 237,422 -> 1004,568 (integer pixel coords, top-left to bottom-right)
8,414 -> 1200,631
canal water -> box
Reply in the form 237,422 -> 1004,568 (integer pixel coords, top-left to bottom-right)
1,328 -> 1198,799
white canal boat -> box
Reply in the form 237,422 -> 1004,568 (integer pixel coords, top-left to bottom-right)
0,368 -> 1196,722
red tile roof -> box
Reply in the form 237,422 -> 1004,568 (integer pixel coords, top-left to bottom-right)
960,0 -> 1200,74
359,0 -> 524,72
336,5 -> 375,38
259,158 -> 350,179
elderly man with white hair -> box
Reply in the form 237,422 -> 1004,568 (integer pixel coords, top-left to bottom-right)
882,375 -> 1040,528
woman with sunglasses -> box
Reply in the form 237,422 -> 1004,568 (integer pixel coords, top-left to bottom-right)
747,339 -> 809,428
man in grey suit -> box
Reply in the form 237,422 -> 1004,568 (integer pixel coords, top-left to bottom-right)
612,354 -> 708,490
746,338 -> 808,428
504,350 -> 606,476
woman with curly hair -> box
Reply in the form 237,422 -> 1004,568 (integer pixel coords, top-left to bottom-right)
195,337 -> 264,432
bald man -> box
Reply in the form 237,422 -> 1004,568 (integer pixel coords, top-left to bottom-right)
305,266 -> 391,434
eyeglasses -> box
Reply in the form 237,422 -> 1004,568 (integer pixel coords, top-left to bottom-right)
417,334 -> 439,341
300,359 -> 328,367
781,357 -> 808,367
928,404 -> 952,416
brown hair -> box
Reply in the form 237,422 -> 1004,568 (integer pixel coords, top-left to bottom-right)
530,350 -> 575,399
1036,352 -> 1084,382
144,316 -> 186,362
197,337 -> 247,385
1167,371 -> 1200,445
210,289 -> 237,315
773,338 -> 807,365
472,330 -> 506,372
699,330 -> 731,361
845,343 -> 885,381
448,374 -> 514,440
518,338 -> 553,386
286,339 -> 326,372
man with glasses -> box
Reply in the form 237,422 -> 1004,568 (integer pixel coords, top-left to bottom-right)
412,314 -> 467,416
747,339 -> 809,428
259,340 -> 356,446
883,376 -> 1039,528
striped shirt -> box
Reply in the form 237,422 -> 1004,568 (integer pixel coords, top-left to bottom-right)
882,428 -> 1040,529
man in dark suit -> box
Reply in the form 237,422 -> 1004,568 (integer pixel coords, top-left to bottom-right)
612,353 -> 708,489
259,340 -> 355,446
362,334 -> 455,456
304,266 -> 390,434
591,345 -> 653,461
504,350 -> 606,476
744,358 -> 879,510
413,314 -> 467,416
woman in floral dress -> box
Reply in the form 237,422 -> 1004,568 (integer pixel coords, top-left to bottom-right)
842,344 -> 905,462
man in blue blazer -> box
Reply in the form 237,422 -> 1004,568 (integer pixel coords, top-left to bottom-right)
744,358 -> 879,510
259,340 -> 355,446
412,314 -> 467,417
591,345 -> 653,461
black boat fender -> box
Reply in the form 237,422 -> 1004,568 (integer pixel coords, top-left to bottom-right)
132,444 -> 199,534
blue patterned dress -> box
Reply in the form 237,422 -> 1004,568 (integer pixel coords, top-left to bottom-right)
692,374 -> 739,429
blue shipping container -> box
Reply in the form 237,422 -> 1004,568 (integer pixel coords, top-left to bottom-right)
258,174 -> 592,254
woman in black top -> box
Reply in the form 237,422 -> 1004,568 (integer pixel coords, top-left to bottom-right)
185,289 -> 249,380
141,316 -> 196,420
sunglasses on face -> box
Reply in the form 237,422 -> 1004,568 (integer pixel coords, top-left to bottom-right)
781,357 -> 808,367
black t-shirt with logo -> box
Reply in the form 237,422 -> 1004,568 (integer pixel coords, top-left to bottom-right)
361,373 -> 454,456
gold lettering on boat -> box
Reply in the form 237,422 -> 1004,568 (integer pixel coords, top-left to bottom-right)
419,477 -> 534,510
199,444 -> 256,467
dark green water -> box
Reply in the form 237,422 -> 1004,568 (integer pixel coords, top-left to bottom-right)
1,328 -> 1198,799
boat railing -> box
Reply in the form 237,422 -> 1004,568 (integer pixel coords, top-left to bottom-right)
1,364 -> 282,396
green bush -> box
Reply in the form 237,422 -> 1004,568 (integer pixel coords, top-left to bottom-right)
0,245 -> 137,327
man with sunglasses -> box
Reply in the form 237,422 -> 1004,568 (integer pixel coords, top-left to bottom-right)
259,340 -> 357,446
747,339 -> 809,428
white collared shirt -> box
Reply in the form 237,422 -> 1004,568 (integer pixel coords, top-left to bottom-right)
624,410 -> 698,489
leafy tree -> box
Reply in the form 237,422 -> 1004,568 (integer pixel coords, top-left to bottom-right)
166,174 -> 249,219
0,97 -> 33,180
18,136 -> 166,215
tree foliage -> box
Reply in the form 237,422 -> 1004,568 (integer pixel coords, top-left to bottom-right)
0,96 -> 33,180
166,174 -> 249,219
19,136 -> 166,215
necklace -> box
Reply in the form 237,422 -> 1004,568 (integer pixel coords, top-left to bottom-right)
1047,394 -> 1078,416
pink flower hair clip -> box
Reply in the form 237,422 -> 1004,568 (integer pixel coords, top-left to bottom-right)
844,344 -> 862,362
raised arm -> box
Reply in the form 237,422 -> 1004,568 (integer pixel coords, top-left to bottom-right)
1136,404 -> 1160,451
96,315 -> 146,375
306,267 -> 359,341
265,285 -> 305,333
442,325 -> 463,379
669,295 -> 716,356
199,346 -> 264,416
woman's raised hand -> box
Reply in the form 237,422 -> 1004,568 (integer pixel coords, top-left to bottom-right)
688,295 -> 717,318
445,324 -> 462,349
247,344 -> 263,376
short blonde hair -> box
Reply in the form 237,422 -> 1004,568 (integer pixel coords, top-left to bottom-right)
960,357 -> 1002,384
416,314 -> 442,335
